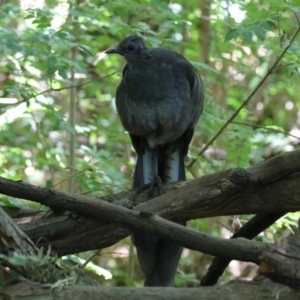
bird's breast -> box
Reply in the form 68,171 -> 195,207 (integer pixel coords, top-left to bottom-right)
116,64 -> 193,146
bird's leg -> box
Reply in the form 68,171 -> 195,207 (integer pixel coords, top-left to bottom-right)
147,146 -> 163,199
133,146 -> 164,202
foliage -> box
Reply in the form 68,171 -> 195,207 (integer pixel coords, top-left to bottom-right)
0,0 -> 300,286
0,247 -> 74,284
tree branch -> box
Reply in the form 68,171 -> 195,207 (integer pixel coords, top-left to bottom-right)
200,213 -> 284,286
188,19 -> 300,167
0,150 -> 299,259
0,279 -> 297,300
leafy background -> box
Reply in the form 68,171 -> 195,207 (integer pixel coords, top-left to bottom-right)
0,0 -> 300,286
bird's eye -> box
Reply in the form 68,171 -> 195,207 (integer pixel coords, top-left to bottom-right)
127,44 -> 135,51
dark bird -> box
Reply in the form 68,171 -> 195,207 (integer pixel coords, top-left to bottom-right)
106,35 -> 204,286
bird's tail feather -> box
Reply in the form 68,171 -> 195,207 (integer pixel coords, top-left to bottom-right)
132,139 -> 186,286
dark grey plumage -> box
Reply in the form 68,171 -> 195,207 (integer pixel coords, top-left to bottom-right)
106,35 -> 204,286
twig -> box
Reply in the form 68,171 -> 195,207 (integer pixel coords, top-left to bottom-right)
188,20 -> 300,168
200,213 -> 284,286
0,73 -> 118,109
231,121 -> 300,140
68,46 -> 77,193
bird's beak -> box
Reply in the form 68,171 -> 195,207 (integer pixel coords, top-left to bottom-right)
105,48 -> 120,54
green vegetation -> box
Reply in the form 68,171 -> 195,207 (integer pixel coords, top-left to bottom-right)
0,0 -> 299,287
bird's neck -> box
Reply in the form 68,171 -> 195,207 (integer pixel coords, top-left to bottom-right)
125,51 -> 151,67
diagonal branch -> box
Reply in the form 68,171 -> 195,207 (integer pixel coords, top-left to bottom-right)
188,20 -> 300,168
0,150 -> 299,259
200,213 -> 284,286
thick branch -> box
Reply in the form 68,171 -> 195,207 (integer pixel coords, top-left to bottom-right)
0,208 -> 37,256
21,214 -> 129,256
0,150 -> 300,258
3,178 -> 267,262
5,235 -> 300,298
0,280 -> 298,300
200,213 -> 284,286
2,150 -> 300,219
259,235 -> 300,287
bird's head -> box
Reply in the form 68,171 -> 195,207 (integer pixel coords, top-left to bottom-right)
105,35 -> 149,63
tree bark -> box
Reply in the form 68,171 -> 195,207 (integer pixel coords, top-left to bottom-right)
0,150 -> 299,257
0,279 -> 298,300
259,235 -> 300,288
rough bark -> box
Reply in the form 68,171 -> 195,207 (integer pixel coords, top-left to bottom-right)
0,279 -> 298,300
0,151 -> 300,298
259,236 -> 300,288
17,192 -> 270,264
0,150 -> 299,257
200,213 -> 284,286
198,0 -> 211,65
0,208 -> 37,255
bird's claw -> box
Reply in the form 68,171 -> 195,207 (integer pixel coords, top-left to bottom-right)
133,176 -> 164,203
148,175 -> 163,199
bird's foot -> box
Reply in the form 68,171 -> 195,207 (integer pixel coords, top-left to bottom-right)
133,176 -> 164,203
147,175 -> 163,200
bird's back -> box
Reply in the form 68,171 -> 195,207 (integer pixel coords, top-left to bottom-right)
116,47 -> 203,147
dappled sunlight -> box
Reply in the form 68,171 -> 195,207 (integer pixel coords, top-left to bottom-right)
0,0 -> 299,291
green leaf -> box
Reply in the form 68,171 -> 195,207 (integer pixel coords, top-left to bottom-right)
8,197 -> 25,208
67,42 -> 78,48
224,28 -> 242,42
47,65 -> 58,75
58,67 -> 68,79
191,61 -> 218,73
252,25 -> 265,41
24,13 -> 35,20
79,45 -> 94,56
259,20 -> 275,31
241,28 -> 253,44
47,55 -> 57,67
69,8 -> 83,17
54,31 -> 71,39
